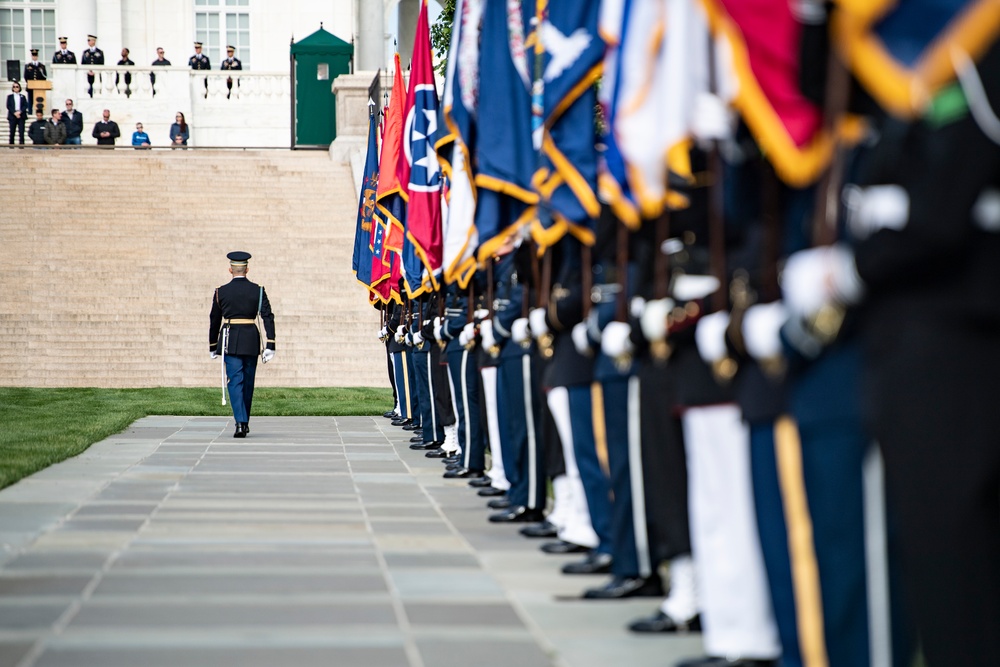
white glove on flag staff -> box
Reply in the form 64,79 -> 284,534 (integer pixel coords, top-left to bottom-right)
528,307 -> 548,338
512,318 -> 530,344
601,321 -> 634,358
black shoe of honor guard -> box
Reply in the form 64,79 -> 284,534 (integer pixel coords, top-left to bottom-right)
583,575 -> 664,599
627,610 -> 701,634
383,410 -> 398,419
477,486 -> 506,497
443,467 -> 484,479
675,657 -> 775,667
391,418 -> 412,427
233,423 -> 247,439
425,449 -> 448,458
487,498 -> 511,509
540,540 -> 590,555
519,521 -> 558,538
488,506 -> 545,523
562,552 -> 613,575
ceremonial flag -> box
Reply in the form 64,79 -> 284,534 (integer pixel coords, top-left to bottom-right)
532,0 -> 603,250
352,108 -> 380,290
832,0 -> 1000,118
399,0 -> 444,296
702,0 -> 830,186
474,0 -> 539,262
376,54 -> 407,257
438,0 -> 483,287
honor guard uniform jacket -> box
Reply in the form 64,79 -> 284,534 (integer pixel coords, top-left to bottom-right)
82,45 -> 104,65
189,44 -> 211,70
24,54 -> 46,81
209,275 -> 276,357
53,39 -> 76,64
221,57 -> 242,71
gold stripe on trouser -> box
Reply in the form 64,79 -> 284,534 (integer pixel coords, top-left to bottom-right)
774,415 -> 830,667
590,382 -> 610,478
401,351 -> 412,419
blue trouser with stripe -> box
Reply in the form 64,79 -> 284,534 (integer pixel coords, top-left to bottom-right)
413,348 -> 444,444
498,350 -> 544,510
600,376 -> 641,578
224,354 -> 257,424
392,350 -> 417,422
447,346 -> 484,471
568,383 -> 613,556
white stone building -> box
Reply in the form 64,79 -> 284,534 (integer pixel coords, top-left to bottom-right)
1,0 -> 438,147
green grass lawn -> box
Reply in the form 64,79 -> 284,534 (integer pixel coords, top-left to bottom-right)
0,387 -> 394,491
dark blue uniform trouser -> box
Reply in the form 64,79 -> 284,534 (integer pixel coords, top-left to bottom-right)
600,375 -> 642,579
413,348 -> 444,443
447,346 -> 484,471
224,354 -> 258,424
392,350 -> 417,422
498,350 -> 544,510
568,383 -> 613,556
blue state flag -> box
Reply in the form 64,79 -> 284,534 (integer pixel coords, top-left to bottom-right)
352,110 -> 380,289
474,0 -> 539,262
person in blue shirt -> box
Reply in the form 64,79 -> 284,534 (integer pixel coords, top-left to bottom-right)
131,122 -> 150,148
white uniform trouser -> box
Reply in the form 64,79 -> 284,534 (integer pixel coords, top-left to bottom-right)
546,387 -> 599,549
682,403 -> 780,659
480,366 -> 510,491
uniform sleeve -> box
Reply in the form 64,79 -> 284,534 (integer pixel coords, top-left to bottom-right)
494,284 -> 523,340
209,289 -> 222,352
259,287 -> 276,351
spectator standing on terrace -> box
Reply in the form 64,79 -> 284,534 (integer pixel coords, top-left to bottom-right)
117,48 -> 134,96
92,109 -> 120,146
150,47 -> 171,95
170,112 -> 189,147
28,110 -> 46,145
132,122 -> 150,148
61,99 -> 83,145
6,82 -> 28,144
43,109 -> 66,145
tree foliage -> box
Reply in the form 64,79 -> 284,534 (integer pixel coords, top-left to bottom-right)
429,0 -> 458,77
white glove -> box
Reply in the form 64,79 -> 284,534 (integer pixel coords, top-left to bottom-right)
572,321 -> 591,355
262,349 -> 275,363
845,184 -> 909,240
695,311 -> 730,364
394,329 -> 406,344
459,322 -> 476,346
404,333 -> 413,346
743,302 -> 787,361
413,331 -> 424,346
630,296 -> 646,319
433,316 -> 443,342
481,319 -> 497,350
512,318 -> 530,344
640,298 -> 674,342
601,321 -> 634,359
692,92 -> 733,142
672,274 -> 721,302
474,308 -> 489,321
210,351 -> 219,359
528,307 -> 548,338
379,326 -> 388,339
782,244 -> 864,318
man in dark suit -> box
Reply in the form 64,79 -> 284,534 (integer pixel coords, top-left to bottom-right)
6,81 -> 29,144
52,37 -> 76,64
209,252 -> 276,438
81,34 -> 104,97
61,99 -> 83,145
91,109 -> 120,145
24,49 -> 46,80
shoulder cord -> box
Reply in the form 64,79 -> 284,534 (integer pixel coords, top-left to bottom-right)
951,45 -> 1000,146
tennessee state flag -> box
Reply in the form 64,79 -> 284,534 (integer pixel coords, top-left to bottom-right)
399,0 -> 443,296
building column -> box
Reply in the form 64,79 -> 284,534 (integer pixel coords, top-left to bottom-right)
95,0 -> 124,56
357,0 -> 385,72
396,0 -> 419,69
57,0 -> 97,55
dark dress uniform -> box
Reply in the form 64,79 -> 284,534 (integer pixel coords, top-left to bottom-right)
53,48 -> 76,64
82,42 -> 104,97
221,54 -> 242,98
189,53 -> 211,70
24,59 -> 46,81
209,252 -> 276,437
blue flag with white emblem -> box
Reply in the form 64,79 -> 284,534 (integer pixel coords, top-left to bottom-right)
352,109 -> 380,290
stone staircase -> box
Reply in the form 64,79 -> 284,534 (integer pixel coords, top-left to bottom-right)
0,149 -> 387,388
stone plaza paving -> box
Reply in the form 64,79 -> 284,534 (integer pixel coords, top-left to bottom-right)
0,416 -> 704,667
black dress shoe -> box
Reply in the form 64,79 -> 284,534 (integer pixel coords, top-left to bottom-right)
541,540 -> 590,554
391,418 -> 412,427
562,552 -> 613,575
409,434 -> 424,443
520,521 -> 558,538
488,506 -> 546,523
468,476 -> 494,488
487,498 -> 511,509
425,449 -> 448,458
444,462 -> 463,471
628,610 -> 701,634
477,486 -> 506,497
466,475 -> 490,486
675,657 -> 775,667
233,423 -> 246,439
443,467 -> 484,479
402,423 -> 421,431
443,455 -> 462,464
383,410 -> 398,419
583,575 -> 664,599
411,441 -> 443,450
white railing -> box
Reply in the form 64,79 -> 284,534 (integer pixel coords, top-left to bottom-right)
48,64 -> 292,147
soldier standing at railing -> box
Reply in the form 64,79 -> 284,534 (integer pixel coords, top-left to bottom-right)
53,37 -> 76,64
221,45 -> 242,99
82,35 -> 104,98
189,42 -> 210,98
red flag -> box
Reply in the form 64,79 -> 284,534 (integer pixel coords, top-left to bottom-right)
398,0 -> 443,294
377,54 -> 407,255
